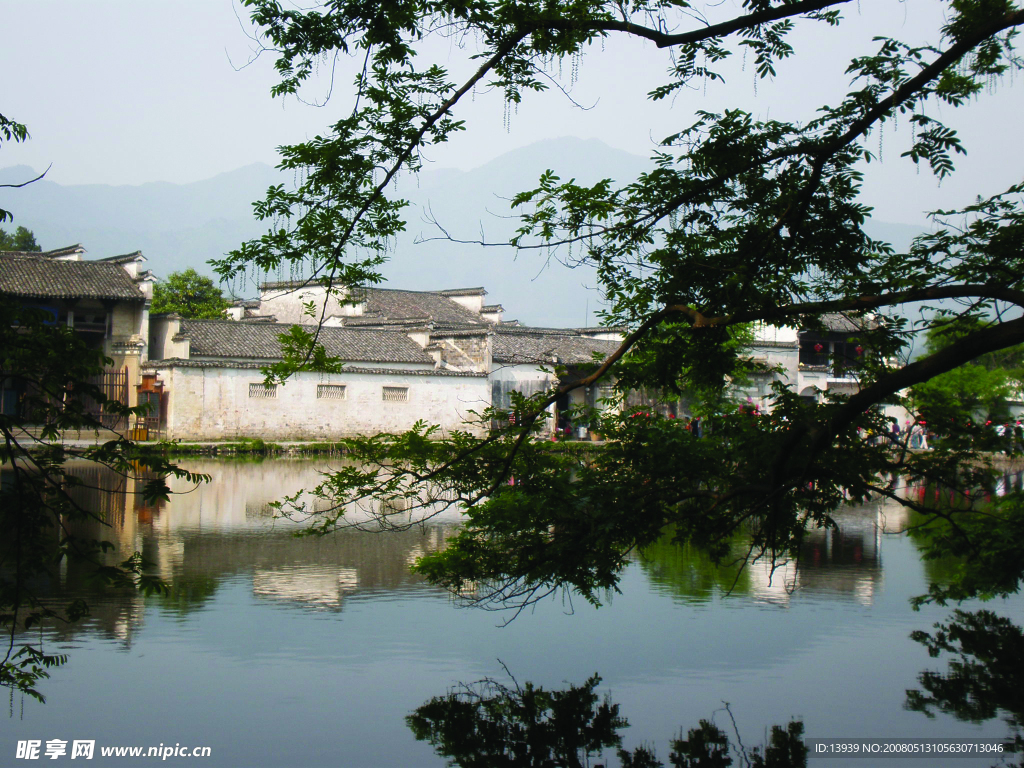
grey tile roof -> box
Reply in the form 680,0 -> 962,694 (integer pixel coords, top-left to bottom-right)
819,313 -> 875,333
0,255 -> 146,301
341,316 -> 427,328
259,279 -> 489,326
42,244 -> 87,259
260,279 -> 312,290
3,244 -> 87,260
0,244 -> 88,260
178,319 -> 435,365
429,328 -> 490,339
493,326 -> 621,365
357,288 -> 486,325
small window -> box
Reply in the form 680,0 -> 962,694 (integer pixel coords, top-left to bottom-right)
249,383 -> 277,399
317,384 -> 347,400
382,386 -> 409,402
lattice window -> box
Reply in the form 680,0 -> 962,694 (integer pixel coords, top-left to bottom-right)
317,384 -> 347,400
249,383 -> 277,399
382,386 -> 409,402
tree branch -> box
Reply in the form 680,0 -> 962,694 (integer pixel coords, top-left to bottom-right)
0,164 -> 50,190
528,0 -> 852,49
830,315 -> 1024,438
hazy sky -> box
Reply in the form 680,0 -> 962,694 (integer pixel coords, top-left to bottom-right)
2,0 -> 1021,227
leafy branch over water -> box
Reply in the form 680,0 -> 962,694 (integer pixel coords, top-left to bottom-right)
228,0 -> 1024,611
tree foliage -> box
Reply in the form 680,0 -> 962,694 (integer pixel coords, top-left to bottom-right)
910,316 -> 1024,428
151,268 -> 232,319
0,225 -> 41,252
228,0 -> 1024,608
0,113 -> 28,227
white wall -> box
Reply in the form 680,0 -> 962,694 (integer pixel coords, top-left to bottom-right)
260,286 -> 360,324
489,363 -> 557,406
156,364 -> 489,440
149,315 -> 188,360
444,292 -> 485,314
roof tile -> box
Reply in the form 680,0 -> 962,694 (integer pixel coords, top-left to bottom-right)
357,288 -> 486,325
493,326 -> 620,365
0,255 -> 145,301
179,319 -> 434,365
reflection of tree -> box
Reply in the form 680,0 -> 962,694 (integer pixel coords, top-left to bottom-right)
903,490 -> 1024,606
907,610 -> 1024,767
908,610 -> 1024,729
409,674 -> 806,767
903,506 -> 963,597
159,576 -> 221,615
408,674 -> 624,767
657,720 -> 807,768
638,533 -> 750,603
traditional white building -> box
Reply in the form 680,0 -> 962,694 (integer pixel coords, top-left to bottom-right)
0,245 -> 154,429
1,244 -> 895,440
146,316 -> 491,440
146,280 -> 622,440
742,315 -> 871,408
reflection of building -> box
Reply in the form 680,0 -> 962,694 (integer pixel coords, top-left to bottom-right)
0,246 -> 154,430
40,461 -> 460,642
252,566 -> 359,609
744,505 -> 885,605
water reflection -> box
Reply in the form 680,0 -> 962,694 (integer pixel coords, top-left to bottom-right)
52,460 -> 909,623
40,459 -> 461,646
409,673 -> 806,768
11,459 -> 1022,767
47,461 -> 910,645
898,468 -> 1024,607
907,609 -> 1024,755
901,468 -> 1024,508
638,505 -> 887,606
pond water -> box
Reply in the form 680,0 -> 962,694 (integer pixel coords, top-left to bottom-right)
3,458 -> 1021,767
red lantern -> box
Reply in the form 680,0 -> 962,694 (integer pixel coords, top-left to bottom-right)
855,345 -> 863,355
813,343 -> 823,353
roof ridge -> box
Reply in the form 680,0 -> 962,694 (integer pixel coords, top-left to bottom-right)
181,317 -> 417,333
96,251 -> 146,263
435,287 -> 486,296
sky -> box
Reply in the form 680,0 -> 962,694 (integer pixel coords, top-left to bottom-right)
1,0 -> 1022,228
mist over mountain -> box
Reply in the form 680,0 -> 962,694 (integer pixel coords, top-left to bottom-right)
0,138 -> 924,327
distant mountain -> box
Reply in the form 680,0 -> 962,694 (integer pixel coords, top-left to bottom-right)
0,161 -> 285,282
0,138 -> 651,326
387,137 -> 653,326
0,138 -> 927,327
